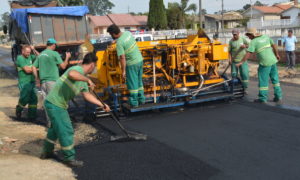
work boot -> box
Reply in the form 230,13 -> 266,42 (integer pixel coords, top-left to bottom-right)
16,105 -> 22,119
40,152 -> 59,160
64,159 -> 84,168
253,99 -> 267,104
273,98 -> 283,106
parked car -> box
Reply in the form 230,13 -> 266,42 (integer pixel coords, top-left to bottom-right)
133,34 -> 153,42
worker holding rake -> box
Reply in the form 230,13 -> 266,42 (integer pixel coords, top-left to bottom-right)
40,53 -> 111,167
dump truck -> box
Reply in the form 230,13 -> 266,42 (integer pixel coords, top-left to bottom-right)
91,30 -> 244,115
9,4 -> 91,63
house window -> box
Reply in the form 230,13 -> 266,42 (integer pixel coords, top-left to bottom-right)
124,27 -> 131,31
281,16 -> 290,19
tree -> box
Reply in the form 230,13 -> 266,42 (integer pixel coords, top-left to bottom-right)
166,0 -> 197,29
166,2 -> 181,29
84,0 -> 115,15
57,0 -> 84,6
200,9 -> 207,15
243,4 -> 251,10
148,0 -> 168,30
254,1 -> 266,6
243,1 -> 266,10
1,12 -> 10,26
57,0 -> 114,15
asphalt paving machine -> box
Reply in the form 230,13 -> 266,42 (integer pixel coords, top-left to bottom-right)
91,30 -> 244,114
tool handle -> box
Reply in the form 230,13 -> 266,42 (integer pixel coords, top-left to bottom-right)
91,90 -> 129,136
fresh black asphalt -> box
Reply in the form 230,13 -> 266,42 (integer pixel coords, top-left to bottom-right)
74,101 -> 300,180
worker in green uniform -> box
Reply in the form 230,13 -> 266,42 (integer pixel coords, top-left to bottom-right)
16,45 -> 39,120
237,28 -> 282,104
40,53 -> 111,167
32,38 -> 70,125
107,24 -> 145,107
229,29 -> 250,93
32,38 -> 70,95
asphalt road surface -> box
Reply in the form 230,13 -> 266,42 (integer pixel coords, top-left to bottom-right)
1,47 -> 300,180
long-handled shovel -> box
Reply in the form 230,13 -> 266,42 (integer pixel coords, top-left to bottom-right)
91,90 -> 147,142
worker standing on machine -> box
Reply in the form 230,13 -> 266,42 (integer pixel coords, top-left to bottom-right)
107,24 -> 145,107
40,53 -> 111,167
16,45 -> 39,120
229,29 -> 250,94
237,28 -> 282,105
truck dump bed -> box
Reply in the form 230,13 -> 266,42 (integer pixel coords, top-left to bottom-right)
10,6 -> 90,47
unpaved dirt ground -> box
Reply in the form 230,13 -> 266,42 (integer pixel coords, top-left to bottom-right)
0,68 -> 98,180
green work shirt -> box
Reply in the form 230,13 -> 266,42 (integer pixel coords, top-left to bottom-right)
46,66 -> 89,109
247,35 -> 277,66
16,54 -> 36,84
116,31 -> 143,66
229,37 -> 249,62
33,49 -> 63,83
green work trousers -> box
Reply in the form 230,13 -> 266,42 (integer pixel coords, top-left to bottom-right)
43,100 -> 75,161
126,61 -> 145,107
231,61 -> 249,89
16,82 -> 37,118
258,64 -> 282,102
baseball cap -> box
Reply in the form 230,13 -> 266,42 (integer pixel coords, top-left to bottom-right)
47,38 -> 57,44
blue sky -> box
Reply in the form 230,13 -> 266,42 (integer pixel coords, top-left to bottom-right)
1,0 -> 286,15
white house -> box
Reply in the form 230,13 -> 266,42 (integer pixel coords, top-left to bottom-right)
243,4 -> 292,21
281,6 -> 300,21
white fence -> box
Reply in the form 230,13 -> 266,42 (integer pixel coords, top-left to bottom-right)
248,18 -> 300,29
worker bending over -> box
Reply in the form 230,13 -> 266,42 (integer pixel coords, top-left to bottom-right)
229,29 -> 249,93
237,28 -> 282,104
16,45 -> 39,120
107,24 -> 145,107
40,53 -> 111,167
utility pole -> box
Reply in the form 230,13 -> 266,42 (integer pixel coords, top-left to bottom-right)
250,0 -> 253,27
199,0 -> 202,29
221,0 -> 224,33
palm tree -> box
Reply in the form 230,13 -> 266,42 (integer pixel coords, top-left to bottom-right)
171,0 -> 197,28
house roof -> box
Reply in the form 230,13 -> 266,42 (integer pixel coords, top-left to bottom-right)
249,4 -> 292,14
205,11 -> 244,21
107,14 -> 137,26
89,16 -> 113,27
132,16 -> 148,26
106,14 -> 147,26
282,5 -> 300,13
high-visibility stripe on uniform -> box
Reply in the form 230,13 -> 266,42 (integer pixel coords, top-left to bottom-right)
129,89 -> 139,93
17,65 -> 32,72
273,83 -> 280,87
60,75 -> 79,94
138,87 -> 144,91
46,138 -> 56,145
257,44 -> 271,54
259,87 -> 269,91
61,144 -> 74,150
28,104 -> 37,108
18,103 -> 25,108
125,42 -> 137,54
